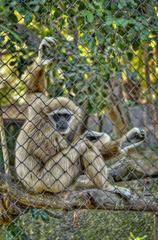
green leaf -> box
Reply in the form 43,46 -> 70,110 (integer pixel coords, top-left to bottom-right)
41,212 -> 49,222
1,26 -> 22,43
134,22 -> 144,31
86,10 -> 94,23
24,13 -> 32,25
96,31 -> 104,44
80,10 -> 94,23
118,0 -> 127,9
105,16 -> 114,26
31,208 -> 49,222
116,18 -> 129,28
16,6 -> 28,15
140,31 -> 149,41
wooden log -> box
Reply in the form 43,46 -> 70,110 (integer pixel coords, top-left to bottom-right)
0,173 -> 158,212
108,155 -> 158,182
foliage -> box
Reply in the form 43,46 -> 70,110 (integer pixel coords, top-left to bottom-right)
31,208 -> 49,222
129,232 -> 147,240
1,223 -> 30,240
0,210 -> 153,240
0,0 -> 158,112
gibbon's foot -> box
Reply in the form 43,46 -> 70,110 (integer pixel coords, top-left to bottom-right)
38,37 -> 56,65
120,127 -> 146,153
113,186 -> 132,200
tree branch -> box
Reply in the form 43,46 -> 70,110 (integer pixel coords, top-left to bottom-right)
0,173 -> 157,212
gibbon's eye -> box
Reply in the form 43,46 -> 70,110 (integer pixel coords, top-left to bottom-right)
52,113 -> 71,122
52,113 -> 60,122
62,113 -> 72,121
51,113 -> 72,122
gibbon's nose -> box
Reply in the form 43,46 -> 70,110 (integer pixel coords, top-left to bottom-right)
56,121 -> 68,131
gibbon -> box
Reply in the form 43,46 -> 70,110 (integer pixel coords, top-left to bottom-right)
15,37 -> 145,198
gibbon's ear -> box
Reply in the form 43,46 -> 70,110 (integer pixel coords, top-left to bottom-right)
42,102 -> 53,115
27,100 -> 51,121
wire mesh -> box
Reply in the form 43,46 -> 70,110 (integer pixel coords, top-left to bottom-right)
0,0 -> 158,239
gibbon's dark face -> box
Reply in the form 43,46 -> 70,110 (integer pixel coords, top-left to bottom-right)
48,108 -> 73,134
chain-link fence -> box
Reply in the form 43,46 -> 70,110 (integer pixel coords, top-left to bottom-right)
0,0 -> 158,239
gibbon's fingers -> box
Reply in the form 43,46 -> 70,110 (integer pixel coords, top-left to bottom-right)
84,130 -> 105,141
84,130 -> 111,143
38,37 -> 56,65
39,37 -> 56,50
40,58 -> 54,66
44,36 -> 56,44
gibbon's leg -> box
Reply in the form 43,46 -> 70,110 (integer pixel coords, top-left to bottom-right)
24,37 -> 57,120
27,37 -> 56,92
84,127 -> 146,158
81,143 -> 132,199
26,37 -> 56,101
108,157 -> 130,181
33,141 -> 87,193
83,130 -> 115,158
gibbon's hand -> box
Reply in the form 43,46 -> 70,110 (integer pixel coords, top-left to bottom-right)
120,127 -> 146,153
38,37 -> 56,65
84,130 -> 105,141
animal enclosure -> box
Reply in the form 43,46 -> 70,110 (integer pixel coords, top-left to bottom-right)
0,1 -> 158,240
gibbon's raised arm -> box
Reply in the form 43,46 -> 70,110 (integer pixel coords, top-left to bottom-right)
27,64 -> 46,94
25,37 -> 56,106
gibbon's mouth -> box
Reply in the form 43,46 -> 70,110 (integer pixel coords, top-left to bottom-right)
58,128 -> 70,135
